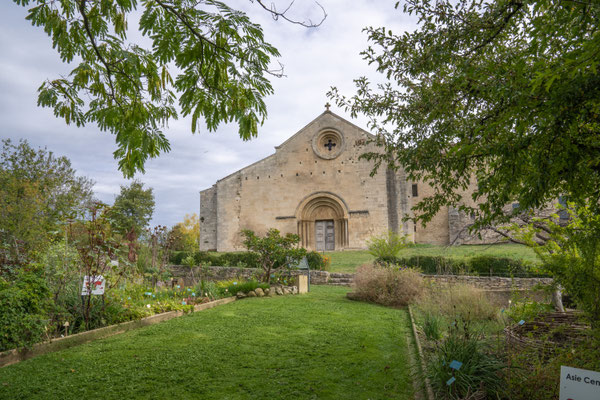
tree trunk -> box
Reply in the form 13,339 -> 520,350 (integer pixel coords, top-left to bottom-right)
126,227 -> 138,263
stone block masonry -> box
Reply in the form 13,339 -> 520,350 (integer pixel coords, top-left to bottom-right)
170,266 -> 552,291
200,186 -> 217,251
422,275 -> 553,291
170,265 -> 329,286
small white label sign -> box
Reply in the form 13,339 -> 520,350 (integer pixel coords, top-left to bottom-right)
560,366 -> 600,400
81,275 -> 105,295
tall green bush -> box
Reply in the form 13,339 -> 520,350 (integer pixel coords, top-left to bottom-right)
242,229 -> 306,282
306,251 -> 327,270
0,267 -> 50,351
367,231 -> 410,265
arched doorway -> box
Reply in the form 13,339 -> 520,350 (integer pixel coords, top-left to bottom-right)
296,192 -> 349,250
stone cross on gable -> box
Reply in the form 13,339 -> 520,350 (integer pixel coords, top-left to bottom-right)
324,139 -> 336,151
325,102 -> 331,111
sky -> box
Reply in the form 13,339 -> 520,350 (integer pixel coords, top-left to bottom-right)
0,0 -> 416,227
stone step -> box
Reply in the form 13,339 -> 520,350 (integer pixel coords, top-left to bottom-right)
330,278 -> 354,283
329,273 -> 355,278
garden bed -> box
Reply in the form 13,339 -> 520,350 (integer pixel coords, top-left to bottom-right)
504,311 -> 589,353
0,297 -> 236,368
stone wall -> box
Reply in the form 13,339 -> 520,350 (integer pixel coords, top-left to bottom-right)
199,186 -> 218,251
423,274 -> 553,291
169,265 -> 329,286
169,265 -> 552,291
411,177 -> 450,245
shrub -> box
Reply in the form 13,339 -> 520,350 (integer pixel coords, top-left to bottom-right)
395,256 -> 468,275
353,264 -> 423,307
219,252 -> 261,268
170,251 -> 191,265
242,229 -> 306,282
193,251 -> 209,265
367,231 -> 410,265
418,283 -> 498,322
182,255 -> 195,268
306,251 -> 326,270
0,267 -> 50,351
427,325 -> 506,399
468,255 -> 532,277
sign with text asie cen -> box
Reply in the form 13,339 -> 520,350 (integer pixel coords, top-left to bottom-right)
81,275 -> 105,295
560,366 -> 600,400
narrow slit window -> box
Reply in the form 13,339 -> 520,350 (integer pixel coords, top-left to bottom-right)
412,184 -> 418,197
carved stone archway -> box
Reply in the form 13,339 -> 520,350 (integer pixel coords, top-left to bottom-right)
296,192 -> 349,250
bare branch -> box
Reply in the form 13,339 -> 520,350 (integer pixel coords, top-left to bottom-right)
267,60 -> 286,78
253,0 -> 327,27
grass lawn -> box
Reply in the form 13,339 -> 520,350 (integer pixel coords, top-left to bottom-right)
0,286 -> 415,400
325,243 -> 538,273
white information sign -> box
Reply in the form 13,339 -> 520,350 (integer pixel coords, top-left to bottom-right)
81,275 -> 106,295
560,366 -> 600,400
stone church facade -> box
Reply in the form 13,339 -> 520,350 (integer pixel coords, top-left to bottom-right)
200,110 -> 477,252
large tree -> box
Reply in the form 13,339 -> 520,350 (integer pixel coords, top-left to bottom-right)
110,179 -> 155,238
13,0 -> 325,177
170,213 -> 199,252
0,139 -> 94,269
330,0 -> 600,229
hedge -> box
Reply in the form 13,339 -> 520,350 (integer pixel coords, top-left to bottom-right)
170,251 -> 261,268
170,250 -> 327,270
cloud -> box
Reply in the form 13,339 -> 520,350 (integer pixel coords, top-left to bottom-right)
0,0 -> 416,227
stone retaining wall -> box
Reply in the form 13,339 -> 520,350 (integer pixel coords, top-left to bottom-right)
423,275 -> 553,291
169,266 -> 329,286
169,266 -> 552,290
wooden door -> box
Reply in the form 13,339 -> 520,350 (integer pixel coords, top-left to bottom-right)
325,220 -> 335,250
315,220 -> 335,251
